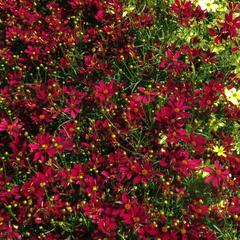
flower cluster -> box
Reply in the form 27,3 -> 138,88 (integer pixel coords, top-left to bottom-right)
0,0 -> 239,239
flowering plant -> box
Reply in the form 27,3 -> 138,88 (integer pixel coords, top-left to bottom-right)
0,0 -> 239,239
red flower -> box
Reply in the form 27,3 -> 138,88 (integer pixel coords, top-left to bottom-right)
218,13 -> 240,38
187,223 -> 217,239
137,87 -> 158,104
31,109 -> 54,124
186,133 -> 206,153
132,162 -> 155,184
189,203 -> 209,219
63,96 -> 82,119
209,11 -> 240,43
203,161 -> 229,187
159,232 -> 178,240
70,163 -> 86,184
25,45 -> 42,61
121,204 -> 148,227
0,118 -> 22,138
52,136 -> 73,154
159,50 -> 189,74
5,224 -> 22,240
59,122 -> 77,138
174,151 -> 202,176
166,128 -> 186,144
97,217 -> 117,236
81,55 -> 106,74
95,80 -> 116,106
126,98 -> 144,123
63,88 -> 86,118
156,96 -> 191,128
171,0 -> 194,26
120,193 -> 135,211
228,197 -> 240,215
9,138 -> 28,168
84,176 -> 103,197
29,133 -> 56,162
168,96 -> 191,116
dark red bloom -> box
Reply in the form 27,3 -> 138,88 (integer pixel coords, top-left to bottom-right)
29,133 -> 56,162
95,80 -> 116,106
186,132 -> 206,153
173,151 -> 202,176
171,0 -> 194,26
209,7 -> 240,43
0,118 -> 22,138
159,50 -> 189,74
121,204 -> 148,227
63,96 -> 82,119
132,162 -> 155,184
203,161 -> 229,187
97,217 -> 117,236
137,87 -> 158,104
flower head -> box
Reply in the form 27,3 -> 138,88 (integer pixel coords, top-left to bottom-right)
212,145 -> 227,157
203,161 -> 229,187
196,0 -> 218,12
224,87 -> 240,106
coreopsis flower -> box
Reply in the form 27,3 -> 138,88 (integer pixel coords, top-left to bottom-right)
212,145 -> 227,157
136,223 -> 159,239
203,161 -> 229,187
159,232 -> 178,240
52,136 -> 73,154
24,45 -> 42,61
81,55 -> 106,73
29,133 -> 56,162
198,80 -> 224,109
84,176 -> 103,197
171,0 -> 205,26
174,156 -> 202,176
133,13 -> 154,28
83,200 -> 105,222
120,193 -> 134,212
166,128 -> 186,144
97,217 -> 117,236
209,11 -> 240,43
63,96 -> 82,119
132,162 -> 155,184
187,223 -> 217,239
9,138 -> 28,167
189,203 -> 209,219
137,87 -> 158,104
0,0 -> 239,238
196,0 -> 218,12
4,224 -> 22,240
126,98 -> 144,123
47,79 -> 62,100
7,71 -> 23,87
228,197 -> 240,215
168,96 -> 191,118
171,0 -> 194,26
219,12 -> 240,38
95,80 -> 116,106
70,163 -> 86,184
187,133 -> 206,153
165,149 -> 202,175
31,109 -> 54,124
0,118 -> 22,138
121,204 -> 148,228
224,87 -> 240,106
156,96 -> 191,129
159,50 -> 189,74
59,122 -> 78,138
